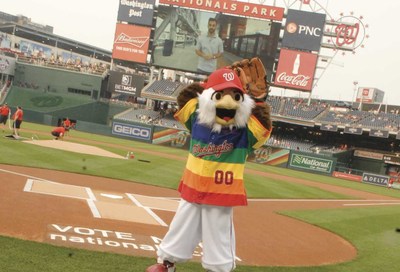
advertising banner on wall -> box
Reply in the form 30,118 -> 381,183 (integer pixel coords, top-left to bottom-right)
158,0 -> 284,21
369,129 -> 389,138
112,23 -> 151,64
19,40 -> 53,58
152,128 -> 190,149
274,49 -> 318,91
383,155 -> 400,165
362,173 -> 389,187
117,0 -> 156,26
0,55 -> 16,75
108,71 -> 145,96
332,171 -> 362,182
288,152 -> 336,175
282,9 -> 326,52
320,124 -> 338,132
112,122 -> 153,142
247,146 -> 290,167
344,126 -> 363,135
354,150 -> 384,160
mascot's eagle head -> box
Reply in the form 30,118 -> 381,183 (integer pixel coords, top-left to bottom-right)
197,68 -> 255,133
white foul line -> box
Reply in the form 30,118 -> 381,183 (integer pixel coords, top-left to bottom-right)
87,199 -> 101,218
85,187 -> 97,201
126,193 -> 168,227
248,199 -> 400,202
23,179 -> 34,192
343,203 -> 400,207
85,188 -> 101,218
0,168 -> 52,182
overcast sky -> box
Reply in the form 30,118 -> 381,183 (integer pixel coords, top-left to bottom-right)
2,0 -> 398,104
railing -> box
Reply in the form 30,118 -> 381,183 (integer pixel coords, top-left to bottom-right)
335,166 -> 364,176
0,82 -> 11,104
16,55 -> 107,76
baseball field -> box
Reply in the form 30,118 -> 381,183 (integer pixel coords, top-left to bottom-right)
1,122 -> 400,272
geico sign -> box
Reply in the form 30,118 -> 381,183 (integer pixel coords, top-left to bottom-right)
113,124 -> 150,138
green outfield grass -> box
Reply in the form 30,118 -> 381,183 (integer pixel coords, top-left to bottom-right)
1,122 -> 400,271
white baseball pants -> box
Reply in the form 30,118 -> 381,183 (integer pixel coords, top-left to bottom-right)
157,199 -> 236,272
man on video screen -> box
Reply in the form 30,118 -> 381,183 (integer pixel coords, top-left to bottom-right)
195,18 -> 223,74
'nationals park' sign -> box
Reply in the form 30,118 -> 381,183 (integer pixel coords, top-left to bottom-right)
159,0 -> 285,21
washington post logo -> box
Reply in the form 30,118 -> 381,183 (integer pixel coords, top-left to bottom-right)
114,33 -> 149,48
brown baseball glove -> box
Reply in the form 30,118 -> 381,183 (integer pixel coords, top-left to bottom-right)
229,57 -> 269,100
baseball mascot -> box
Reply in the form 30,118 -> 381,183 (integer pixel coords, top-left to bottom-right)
146,58 -> 272,272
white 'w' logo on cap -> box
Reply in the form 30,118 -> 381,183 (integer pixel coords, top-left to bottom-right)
223,72 -> 235,81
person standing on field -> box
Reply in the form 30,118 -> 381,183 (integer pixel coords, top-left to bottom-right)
0,103 -> 10,132
12,106 -> 23,137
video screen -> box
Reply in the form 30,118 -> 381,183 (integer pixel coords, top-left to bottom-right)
152,5 -> 281,75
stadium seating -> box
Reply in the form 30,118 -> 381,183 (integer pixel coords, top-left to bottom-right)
114,108 -> 185,130
317,109 -> 369,126
266,96 -> 282,115
142,80 -> 186,101
280,98 -> 328,120
357,112 -> 400,130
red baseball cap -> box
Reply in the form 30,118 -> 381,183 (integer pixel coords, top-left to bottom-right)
204,68 -> 245,93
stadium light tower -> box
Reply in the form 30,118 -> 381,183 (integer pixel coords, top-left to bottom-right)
353,80 -> 358,103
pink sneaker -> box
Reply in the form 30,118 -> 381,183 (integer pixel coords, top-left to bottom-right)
146,261 -> 175,272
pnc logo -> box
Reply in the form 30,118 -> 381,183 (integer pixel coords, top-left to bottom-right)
286,21 -> 322,37
286,22 -> 298,34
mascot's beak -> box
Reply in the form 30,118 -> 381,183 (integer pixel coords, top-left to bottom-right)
213,89 -> 243,125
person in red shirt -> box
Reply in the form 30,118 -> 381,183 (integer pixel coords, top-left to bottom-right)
63,118 -> 71,128
51,126 -> 66,140
0,103 -> 10,131
12,106 -> 23,137
63,117 -> 72,135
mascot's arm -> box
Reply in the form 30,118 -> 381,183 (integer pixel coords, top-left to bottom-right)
247,101 -> 272,150
177,83 -> 204,110
252,102 -> 272,131
175,83 -> 205,131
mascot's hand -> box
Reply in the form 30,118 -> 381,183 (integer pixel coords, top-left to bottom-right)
229,57 -> 269,101
252,102 -> 272,131
177,83 -> 204,109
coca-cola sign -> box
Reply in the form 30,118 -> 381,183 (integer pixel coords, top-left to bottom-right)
112,23 -> 151,64
274,49 -> 318,91
276,73 -> 311,88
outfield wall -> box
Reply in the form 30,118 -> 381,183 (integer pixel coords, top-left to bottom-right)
14,62 -> 103,99
5,87 -> 131,125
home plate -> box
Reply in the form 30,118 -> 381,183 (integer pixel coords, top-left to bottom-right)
101,193 -> 124,199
